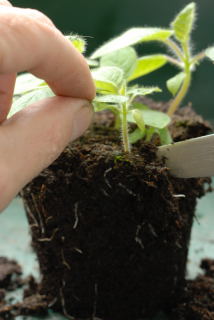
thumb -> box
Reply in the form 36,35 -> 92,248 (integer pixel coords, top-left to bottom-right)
0,96 -> 93,211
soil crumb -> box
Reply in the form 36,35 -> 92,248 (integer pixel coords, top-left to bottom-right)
0,257 -> 22,290
0,257 -> 48,319
170,258 -> 214,320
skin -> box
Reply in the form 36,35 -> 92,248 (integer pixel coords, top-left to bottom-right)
0,0 -> 96,211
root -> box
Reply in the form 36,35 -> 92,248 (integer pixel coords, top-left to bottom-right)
37,228 -> 59,242
173,194 -> 186,198
61,249 -> 72,270
135,225 -> 144,249
148,224 -> 158,238
59,287 -> 74,320
73,202 -> 79,229
31,194 -> 46,235
118,182 -> 136,196
72,247 -> 83,254
48,297 -> 58,308
23,198 -> 40,229
103,168 -> 112,189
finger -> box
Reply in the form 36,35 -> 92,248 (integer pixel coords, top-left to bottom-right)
0,7 -> 95,101
0,73 -> 16,122
0,2 -> 15,122
0,97 -> 93,211
0,5 -> 55,121
0,0 -> 12,7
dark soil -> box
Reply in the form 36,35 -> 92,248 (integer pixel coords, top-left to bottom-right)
170,258 -> 214,320
21,103 -> 212,320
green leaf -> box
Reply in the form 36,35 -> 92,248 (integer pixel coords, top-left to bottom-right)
130,102 -> 149,111
205,47 -> 214,62
65,34 -> 86,53
14,73 -> 46,96
128,86 -> 161,99
166,72 -> 185,96
132,109 -> 145,132
100,47 -> 137,78
91,28 -> 173,59
158,127 -> 173,145
129,128 -> 145,144
171,2 -> 196,43
86,59 -> 99,67
94,95 -> 128,104
93,101 -> 120,114
128,54 -> 168,81
128,109 -> 170,129
92,66 -> 124,93
9,87 -> 54,118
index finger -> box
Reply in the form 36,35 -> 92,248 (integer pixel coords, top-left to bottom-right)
0,7 -> 95,99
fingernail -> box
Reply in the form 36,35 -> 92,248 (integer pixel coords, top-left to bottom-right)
71,102 -> 93,141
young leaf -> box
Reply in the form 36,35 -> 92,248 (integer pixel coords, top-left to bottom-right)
158,127 -> 173,145
91,28 -> 173,59
132,109 -> 145,132
128,87 -> 161,99
171,2 -> 196,43
86,59 -> 99,67
9,87 -> 54,118
92,66 -> 124,93
205,47 -> 214,62
128,109 -> 170,129
129,128 -> 145,144
128,55 -> 168,81
93,101 -> 120,114
94,95 -> 128,104
166,72 -> 185,96
130,102 -> 149,111
100,47 -> 137,79
65,34 -> 86,53
14,73 -> 46,96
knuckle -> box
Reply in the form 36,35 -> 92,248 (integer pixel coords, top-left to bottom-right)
23,8 -> 54,27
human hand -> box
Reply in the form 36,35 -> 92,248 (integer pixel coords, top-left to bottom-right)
0,0 -> 95,211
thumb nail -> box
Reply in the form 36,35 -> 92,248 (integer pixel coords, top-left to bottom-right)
71,102 -> 93,141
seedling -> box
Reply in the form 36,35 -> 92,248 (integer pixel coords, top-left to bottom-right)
91,2 -> 214,116
10,2 -> 214,153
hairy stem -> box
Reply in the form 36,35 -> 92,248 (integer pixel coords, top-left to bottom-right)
121,102 -> 130,153
164,39 -> 184,61
191,51 -> 206,65
167,41 -> 191,116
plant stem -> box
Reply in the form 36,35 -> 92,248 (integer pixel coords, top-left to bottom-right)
191,51 -> 206,65
167,71 -> 191,116
165,55 -> 183,68
167,41 -> 191,116
121,102 -> 130,153
164,39 -> 184,61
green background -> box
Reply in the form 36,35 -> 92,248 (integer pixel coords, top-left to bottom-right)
11,0 -> 214,121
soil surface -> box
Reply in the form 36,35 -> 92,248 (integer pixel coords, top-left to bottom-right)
21,102 -> 212,320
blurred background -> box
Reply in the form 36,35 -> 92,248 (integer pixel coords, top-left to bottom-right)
12,0 -> 214,122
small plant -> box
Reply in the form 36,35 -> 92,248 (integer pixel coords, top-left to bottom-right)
10,2 -> 214,153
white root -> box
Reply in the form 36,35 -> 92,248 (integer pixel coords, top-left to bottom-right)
103,168 -> 112,188
37,228 -> 59,242
73,202 -> 79,229
61,249 -> 72,270
31,194 -> 46,235
118,182 -> 136,196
